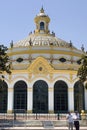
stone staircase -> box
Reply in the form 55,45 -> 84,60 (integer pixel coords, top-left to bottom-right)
42,121 -> 54,129
0,120 -> 87,129
0,114 -> 87,129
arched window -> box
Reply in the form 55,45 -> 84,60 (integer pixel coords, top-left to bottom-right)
0,81 -> 8,113
40,22 -> 44,30
74,81 -> 85,112
33,80 -> 48,113
14,80 -> 27,113
54,80 -> 68,113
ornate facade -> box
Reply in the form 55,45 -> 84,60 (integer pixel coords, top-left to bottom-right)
0,7 -> 87,113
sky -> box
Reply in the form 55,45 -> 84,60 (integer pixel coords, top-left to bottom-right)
0,0 -> 87,51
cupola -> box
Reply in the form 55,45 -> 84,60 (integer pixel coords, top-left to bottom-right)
34,7 -> 50,34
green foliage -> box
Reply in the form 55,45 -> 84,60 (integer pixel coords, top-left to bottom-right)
0,45 -> 11,74
77,54 -> 87,82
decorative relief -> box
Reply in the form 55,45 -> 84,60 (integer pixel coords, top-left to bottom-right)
9,74 -> 12,81
33,61 -> 48,75
28,73 -> 32,81
70,73 -> 73,81
28,57 -> 54,75
49,73 -> 53,81
69,73 -> 75,83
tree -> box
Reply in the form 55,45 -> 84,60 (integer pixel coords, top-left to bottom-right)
77,54 -> 87,87
0,44 -> 11,113
0,44 -> 11,79
77,54 -> 87,111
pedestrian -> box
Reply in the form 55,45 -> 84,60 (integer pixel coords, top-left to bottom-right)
66,112 -> 74,130
73,111 -> 80,130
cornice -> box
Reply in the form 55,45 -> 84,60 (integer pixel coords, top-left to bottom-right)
8,49 -> 82,57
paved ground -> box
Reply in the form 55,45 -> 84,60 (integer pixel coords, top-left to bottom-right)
0,126 -> 87,130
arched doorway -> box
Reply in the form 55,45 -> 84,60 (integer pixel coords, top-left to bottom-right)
14,80 -> 27,113
74,81 -> 85,112
54,80 -> 68,113
33,80 -> 48,113
0,81 -> 8,113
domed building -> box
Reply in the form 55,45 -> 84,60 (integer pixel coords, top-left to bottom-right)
1,7 -> 87,114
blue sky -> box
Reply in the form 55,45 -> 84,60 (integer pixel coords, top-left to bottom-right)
0,0 -> 87,51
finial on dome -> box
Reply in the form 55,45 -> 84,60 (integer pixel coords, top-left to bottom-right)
40,6 -> 44,13
81,44 -> 84,51
69,40 -> 72,47
10,40 -> 13,48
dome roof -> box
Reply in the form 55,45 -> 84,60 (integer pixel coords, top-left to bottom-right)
13,33 -> 76,49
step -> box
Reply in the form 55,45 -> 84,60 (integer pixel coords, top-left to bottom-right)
0,126 -> 87,130
42,121 -> 54,128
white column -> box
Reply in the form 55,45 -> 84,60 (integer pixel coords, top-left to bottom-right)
49,88 -> 54,113
68,87 -> 74,111
27,88 -> 33,113
7,88 -> 13,113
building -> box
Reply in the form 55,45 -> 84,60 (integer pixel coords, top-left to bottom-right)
0,7 -> 87,114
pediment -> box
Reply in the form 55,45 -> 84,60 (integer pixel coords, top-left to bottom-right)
28,57 -> 54,74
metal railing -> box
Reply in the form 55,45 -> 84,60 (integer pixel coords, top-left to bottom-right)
0,113 -> 68,121
0,113 -> 87,127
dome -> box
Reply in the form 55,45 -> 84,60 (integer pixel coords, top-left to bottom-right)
13,33 -> 76,49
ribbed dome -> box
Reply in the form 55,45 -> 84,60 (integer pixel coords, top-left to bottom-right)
13,33 -> 76,49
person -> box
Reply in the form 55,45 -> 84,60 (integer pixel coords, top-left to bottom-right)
73,111 -> 80,130
66,112 -> 74,130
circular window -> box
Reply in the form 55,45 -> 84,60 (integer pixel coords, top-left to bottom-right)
59,58 -> 66,63
16,58 -> 23,63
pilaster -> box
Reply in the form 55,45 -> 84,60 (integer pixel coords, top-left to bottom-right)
68,87 -> 74,111
48,87 -> 54,113
7,88 -> 13,113
27,87 -> 33,113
